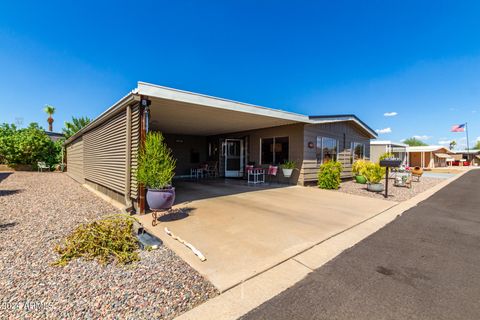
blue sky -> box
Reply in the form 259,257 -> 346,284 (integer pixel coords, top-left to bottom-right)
0,1 -> 479,148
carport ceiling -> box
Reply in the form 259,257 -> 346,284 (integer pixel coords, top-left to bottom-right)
149,98 -> 306,136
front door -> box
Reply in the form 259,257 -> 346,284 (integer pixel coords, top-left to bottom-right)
224,139 -> 244,177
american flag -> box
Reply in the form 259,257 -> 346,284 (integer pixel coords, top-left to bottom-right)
451,123 -> 466,132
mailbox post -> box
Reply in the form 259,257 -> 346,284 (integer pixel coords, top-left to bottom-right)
379,158 -> 402,198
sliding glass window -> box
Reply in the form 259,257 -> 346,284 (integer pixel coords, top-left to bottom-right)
316,137 -> 338,163
261,137 -> 289,165
351,142 -> 365,163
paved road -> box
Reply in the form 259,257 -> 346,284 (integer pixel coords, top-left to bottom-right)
241,170 -> 480,320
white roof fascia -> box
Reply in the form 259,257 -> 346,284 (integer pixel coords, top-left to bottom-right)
137,81 -> 311,123
406,145 -> 452,153
371,140 -> 408,147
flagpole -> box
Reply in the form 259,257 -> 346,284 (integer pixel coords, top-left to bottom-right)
466,122 -> 470,161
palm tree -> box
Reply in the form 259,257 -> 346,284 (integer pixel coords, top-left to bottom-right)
63,116 -> 91,139
449,140 -> 457,150
44,105 -> 56,132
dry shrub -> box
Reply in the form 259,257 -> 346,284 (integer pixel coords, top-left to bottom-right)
53,214 -> 140,266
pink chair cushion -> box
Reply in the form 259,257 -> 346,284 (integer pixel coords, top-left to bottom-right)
268,165 -> 278,176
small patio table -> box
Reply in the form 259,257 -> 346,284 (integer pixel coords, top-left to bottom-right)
247,168 -> 265,184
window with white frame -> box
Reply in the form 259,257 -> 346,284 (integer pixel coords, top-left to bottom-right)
316,137 -> 338,163
260,136 -> 289,165
351,142 -> 365,163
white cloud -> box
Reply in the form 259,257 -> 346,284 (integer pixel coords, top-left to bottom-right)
383,112 -> 398,117
412,135 -> 431,140
438,139 -> 452,145
400,138 -> 406,142
376,127 -> 392,134
476,136 -> 480,142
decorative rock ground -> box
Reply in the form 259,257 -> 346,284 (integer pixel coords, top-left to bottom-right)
337,176 -> 444,202
0,172 -> 217,319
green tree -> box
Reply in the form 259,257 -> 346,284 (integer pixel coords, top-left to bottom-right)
63,116 -> 91,139
475,140 -> 480,150
44,105 -> 56,132
403,137 -> 428,146
0,123 -> 17,164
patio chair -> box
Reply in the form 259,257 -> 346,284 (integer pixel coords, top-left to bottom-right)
190,164 -> 208,179
206,161 -> 218,178
266,165 -> 278,182
37,162 -> 49,172
245,165 -> 254,183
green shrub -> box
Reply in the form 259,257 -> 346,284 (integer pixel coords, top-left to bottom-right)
318,161 -> 343,189
53,214 -> 140,266
0,123 -> 61,168
280,160 -> 296,169
352,159 -> 368,176
379,152 -> 395,162
363,162 -> 385,184
137,132 -> 176,189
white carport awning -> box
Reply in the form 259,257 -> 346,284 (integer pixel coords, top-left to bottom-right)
139,82 -> 310,136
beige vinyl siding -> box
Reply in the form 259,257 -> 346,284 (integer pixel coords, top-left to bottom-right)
66,137 -> 84,183
130,104 -> 140,199
83,111 -> 127,194
214,123 -> 305,184
303,122 -> 371,181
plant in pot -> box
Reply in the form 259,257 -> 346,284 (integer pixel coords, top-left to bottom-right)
280,160 -> 296,178
137,132 -> 177,210
363,162 -> 385,192
352,159 -> 368,184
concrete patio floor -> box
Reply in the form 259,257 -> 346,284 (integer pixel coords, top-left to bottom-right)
137,180 -> 396,292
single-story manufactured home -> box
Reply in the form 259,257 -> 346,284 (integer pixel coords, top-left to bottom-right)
370,140 -> 408,164
452,149 -> 480,166
64,82 -> 377,212
407,146 -> 455,168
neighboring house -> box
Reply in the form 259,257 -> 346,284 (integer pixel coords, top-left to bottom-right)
452,149 -> 480,166
64,82 -> 377,212
45,131 -> 65,142
370,140 -> 408,164
407,146 -> 455,168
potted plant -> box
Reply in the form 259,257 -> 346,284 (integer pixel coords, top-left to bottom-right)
363,162 -> 385,192
352,159 -> 368,184
137,132 -> 177,210
280,160 -> 296,178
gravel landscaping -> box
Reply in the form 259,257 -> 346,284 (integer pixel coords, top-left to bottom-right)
0,172 -> 217,319
337,176 -> 445,202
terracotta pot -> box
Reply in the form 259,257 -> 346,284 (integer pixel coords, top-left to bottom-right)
412,167 -> 423,176
146,187 -> 175,210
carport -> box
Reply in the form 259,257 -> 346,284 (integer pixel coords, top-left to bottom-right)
142,82 -> 308,181
138,183 -> 396,292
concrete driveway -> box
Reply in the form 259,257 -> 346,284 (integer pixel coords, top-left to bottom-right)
138,180 -> 396,292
